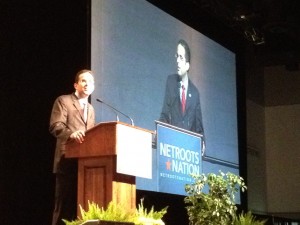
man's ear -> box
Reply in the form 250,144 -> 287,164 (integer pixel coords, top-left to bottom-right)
74,83 -> 77,90
186,62 -> 190,71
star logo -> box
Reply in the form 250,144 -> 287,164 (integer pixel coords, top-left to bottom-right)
166,160 -> 172,170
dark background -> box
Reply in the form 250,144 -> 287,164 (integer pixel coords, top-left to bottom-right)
0,1 -> 248,225
1,1 -> 89,224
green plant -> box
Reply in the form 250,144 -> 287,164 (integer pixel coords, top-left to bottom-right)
184,171 -> 247,225
63,201 -> 136,225
135,199 -> 168,225
63,199 -> 168,225
234,211 -> 267,225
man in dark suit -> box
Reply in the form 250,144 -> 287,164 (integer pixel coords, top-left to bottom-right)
160,39 -> 204,137
49,69 -> 96,225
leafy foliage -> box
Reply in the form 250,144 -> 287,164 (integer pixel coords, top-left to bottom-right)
135,199 -> 168,225
184,171 -> 247,225
234,211 -> 267,225
63,199 -> 167,225
63,201 -> 135,225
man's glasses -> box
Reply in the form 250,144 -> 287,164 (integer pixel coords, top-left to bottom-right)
175,53 -> 185,62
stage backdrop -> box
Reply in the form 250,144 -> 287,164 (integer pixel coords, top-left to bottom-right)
90,0 -> 239,201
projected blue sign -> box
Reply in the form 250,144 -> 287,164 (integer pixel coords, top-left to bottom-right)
157,124 -> 202,195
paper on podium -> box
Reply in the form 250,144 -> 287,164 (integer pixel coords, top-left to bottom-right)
116,124 -> 152,179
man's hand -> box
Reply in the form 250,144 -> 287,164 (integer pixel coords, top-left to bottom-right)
201,141 -> 206,156
70,130 -> 85,143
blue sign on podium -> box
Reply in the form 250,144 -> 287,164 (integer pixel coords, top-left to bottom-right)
156,121 -> 202,195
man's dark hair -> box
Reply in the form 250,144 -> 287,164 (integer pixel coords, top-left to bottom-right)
178,39 -> 191,63
74,69 -> 93,83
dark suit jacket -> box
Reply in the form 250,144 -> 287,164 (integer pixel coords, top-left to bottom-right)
160,74 -> 204,136
49,93 -> 95,173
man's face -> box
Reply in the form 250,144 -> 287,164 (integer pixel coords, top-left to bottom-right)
176,44 -> 190,77
74,72 -> 95,98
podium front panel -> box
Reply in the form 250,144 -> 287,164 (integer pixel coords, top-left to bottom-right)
116,124 -> 152,179
156,123 -> 202,195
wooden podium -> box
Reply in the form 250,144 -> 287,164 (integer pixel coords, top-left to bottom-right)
65,121 -> 153,214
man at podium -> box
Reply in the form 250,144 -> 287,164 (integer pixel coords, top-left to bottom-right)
49,69 -> 96,225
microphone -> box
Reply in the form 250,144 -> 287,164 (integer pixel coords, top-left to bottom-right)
98,99 -> 119,122
96,98 -> 134,126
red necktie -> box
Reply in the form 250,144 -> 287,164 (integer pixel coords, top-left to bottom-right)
181,85 -> 186,114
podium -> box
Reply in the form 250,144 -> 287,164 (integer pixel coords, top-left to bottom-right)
65,122 -> 153,214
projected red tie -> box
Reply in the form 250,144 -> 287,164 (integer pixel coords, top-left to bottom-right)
181,85 -> 186,114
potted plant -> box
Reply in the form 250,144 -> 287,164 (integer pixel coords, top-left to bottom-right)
234,211 -> 267,225
184,170 -> 247,225
63,199 -> 168,225
135,199 -> 168,225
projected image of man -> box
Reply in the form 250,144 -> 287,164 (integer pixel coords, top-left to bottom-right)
159,39 -> 204,138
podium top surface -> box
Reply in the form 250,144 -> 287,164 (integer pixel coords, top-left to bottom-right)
65,121 -> 153,158
155,120 -> 203,138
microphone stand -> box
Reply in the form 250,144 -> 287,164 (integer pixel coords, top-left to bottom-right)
96,98 -> 134,126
